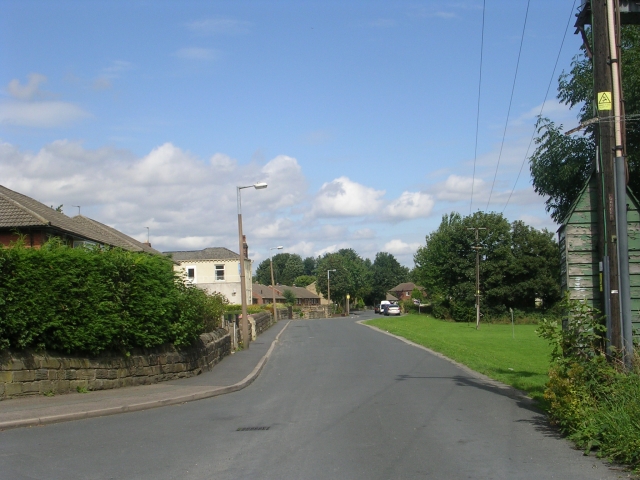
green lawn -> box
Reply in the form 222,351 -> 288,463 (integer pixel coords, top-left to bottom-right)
366,314 -> 552,403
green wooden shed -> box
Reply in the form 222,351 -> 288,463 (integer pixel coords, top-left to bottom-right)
558,172 -> 640,336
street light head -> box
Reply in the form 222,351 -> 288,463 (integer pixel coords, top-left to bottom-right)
277,245 -> 283,249
253,182 -> 268,189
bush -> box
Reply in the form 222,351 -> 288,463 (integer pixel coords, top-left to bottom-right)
537,299 -> 640,471
0,241 -> 226,355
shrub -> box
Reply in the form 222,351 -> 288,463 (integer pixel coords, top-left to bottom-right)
0,241 -> 226,355
537,299 -> 640,471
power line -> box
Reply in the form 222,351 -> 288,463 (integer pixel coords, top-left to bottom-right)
470,0 -> 487,215
486,0 -> 531,210
501,0 -> 578,214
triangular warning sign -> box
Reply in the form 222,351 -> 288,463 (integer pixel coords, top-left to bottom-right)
598,91 -> 612,110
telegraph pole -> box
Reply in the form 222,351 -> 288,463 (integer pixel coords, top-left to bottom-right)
468,227 -> 486,329
592,0 -> 622,350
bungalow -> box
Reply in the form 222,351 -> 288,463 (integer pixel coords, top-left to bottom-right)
0,184 -> 160,254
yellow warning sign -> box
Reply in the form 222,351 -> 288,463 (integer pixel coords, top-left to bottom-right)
598,91 -> 612,111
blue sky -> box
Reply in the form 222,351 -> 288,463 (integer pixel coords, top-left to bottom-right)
0,1 -> 583,267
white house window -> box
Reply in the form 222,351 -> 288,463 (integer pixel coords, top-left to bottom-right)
215,264 -> 225,281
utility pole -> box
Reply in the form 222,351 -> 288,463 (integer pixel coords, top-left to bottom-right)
591,0 -> 622,351
468,227 -> 486,329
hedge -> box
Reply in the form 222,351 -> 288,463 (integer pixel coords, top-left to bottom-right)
0,240 -> 227,355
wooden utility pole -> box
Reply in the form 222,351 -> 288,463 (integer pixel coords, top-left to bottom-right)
592,0 -> 622,350
468,227 -> 486,329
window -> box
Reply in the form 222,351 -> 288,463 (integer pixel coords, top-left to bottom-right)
187,267 -> 195,282
215,264 -> 225,281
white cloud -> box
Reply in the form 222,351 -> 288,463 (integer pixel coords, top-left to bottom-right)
174,47 -> 219,61
383,239 -> 421,256
384,191 -> 434,219
434,174 -> 486,202
7,73 -> 47,100
1,74 -> 91,128
0,101 -> 91,128
187,18 -> 251,35
287,241 -> 316,258
352,228 -> 375,239
253,218 -> 294,239
313,176 -> 384,217
0,141 -> 309,254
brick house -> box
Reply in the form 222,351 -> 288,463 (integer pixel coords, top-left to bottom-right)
0,184 -> 159,254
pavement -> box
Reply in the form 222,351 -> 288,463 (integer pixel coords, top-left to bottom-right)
0,319 -> 292,431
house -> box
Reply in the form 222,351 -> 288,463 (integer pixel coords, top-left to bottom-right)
252,283 -> 285,305
0,184 -> 160,254
388,282 -> 424,301
165,245 -> 253,305
252,283 -> 320,306
305,281 -> 330,305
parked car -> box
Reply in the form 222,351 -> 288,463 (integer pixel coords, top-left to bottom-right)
374,304 -> 381,314
384,304 -> 401,316
379,300 -> 390,314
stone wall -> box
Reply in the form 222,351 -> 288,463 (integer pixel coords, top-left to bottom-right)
0,328 -> 231,400
301,305 -> 330,319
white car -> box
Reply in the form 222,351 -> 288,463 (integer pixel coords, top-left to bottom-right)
384,304 -> 401,316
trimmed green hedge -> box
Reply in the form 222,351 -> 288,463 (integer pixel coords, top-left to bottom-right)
0,241 -> 227,355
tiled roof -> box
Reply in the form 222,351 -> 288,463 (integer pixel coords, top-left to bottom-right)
0,184 -> 164,254
0,185 -> 103,241
72,216 -> 161,255
389,282 -> 422,292
274,285 -> 320,299
165,247 -> 240,261
252,283 -> 285,300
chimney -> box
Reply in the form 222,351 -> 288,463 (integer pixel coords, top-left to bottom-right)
243,235 -> 248,258
143,241 -> 152,248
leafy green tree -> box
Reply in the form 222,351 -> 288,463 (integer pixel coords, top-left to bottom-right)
530,26 -> 640,222
293,275 -> 315,287
413,211 -> 560,320
254,253 -> 304,286
315,249 -> 371,306
303,256 -> 317,276
282,288 -> 297,306
365,252 -> 409,305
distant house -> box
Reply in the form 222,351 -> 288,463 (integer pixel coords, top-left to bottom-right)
252,283 -> 285,305
305,282 -> 327,305
165,244 -> 253,305
0,184 -> 160,254
253,283 -> 320,306
388,282 -> 424,301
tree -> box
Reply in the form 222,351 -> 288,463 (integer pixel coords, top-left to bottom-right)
315,249 -> 371,307
282,289 -> 297,306
293,275 -> 315,287
530,26 -> 640,222
254,253 -> 304,286
365,252 -> 409,305
303,257 -> 317,276
413,211 -> 561,320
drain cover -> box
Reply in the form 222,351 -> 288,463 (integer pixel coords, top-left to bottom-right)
237,426 -> 270,431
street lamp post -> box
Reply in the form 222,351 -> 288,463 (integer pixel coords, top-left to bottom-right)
270,246 -> 283,322
327,269 -> 336,317
237,182 -> 267,350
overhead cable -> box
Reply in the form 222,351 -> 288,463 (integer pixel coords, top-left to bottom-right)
486,0 -> 531,210
501,0 -> 578,214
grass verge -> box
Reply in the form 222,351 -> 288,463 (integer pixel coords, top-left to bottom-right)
365,313 -> 552,404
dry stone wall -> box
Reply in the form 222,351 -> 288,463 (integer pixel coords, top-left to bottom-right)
0,328 -> 230,400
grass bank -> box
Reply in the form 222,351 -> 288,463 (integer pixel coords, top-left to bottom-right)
365,314 -> 552,403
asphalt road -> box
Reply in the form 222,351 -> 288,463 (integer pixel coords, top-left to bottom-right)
0,312 -> 628,479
